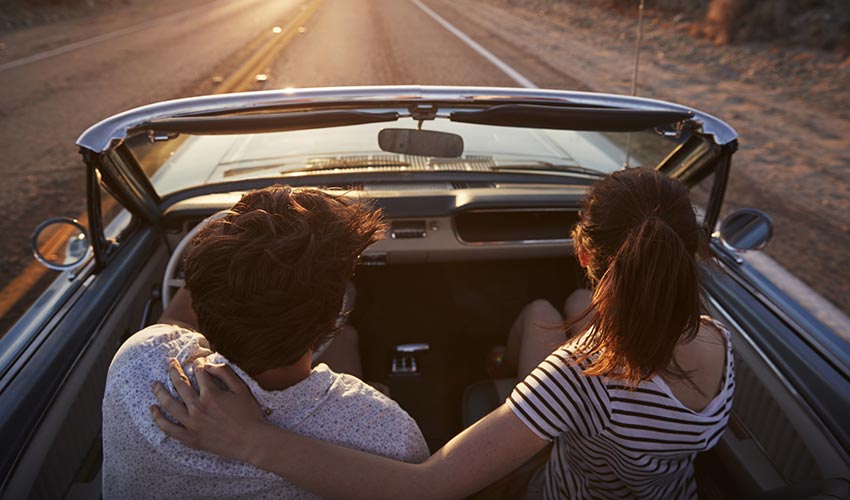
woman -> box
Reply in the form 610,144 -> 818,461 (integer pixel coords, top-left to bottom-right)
151,167 -> 734,499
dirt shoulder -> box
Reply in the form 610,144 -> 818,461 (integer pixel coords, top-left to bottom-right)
451,0 -> 850,319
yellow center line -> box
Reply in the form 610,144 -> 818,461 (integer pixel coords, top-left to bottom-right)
0,0 -> 324,324
217,0 -> 324,94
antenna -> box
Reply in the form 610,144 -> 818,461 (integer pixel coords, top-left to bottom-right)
623,0 -> 646,169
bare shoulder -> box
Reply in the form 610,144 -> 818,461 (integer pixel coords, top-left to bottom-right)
664,319 -> 730,411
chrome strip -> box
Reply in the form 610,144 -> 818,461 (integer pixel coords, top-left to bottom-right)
76,86 -> 738,152
705,294 -> 801,400
459,238 -> 572,247
712,247 -> 850,378
459,207 -> 579,213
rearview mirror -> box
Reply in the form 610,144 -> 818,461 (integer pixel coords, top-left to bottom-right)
718,208 -> 773,252
31,218 -> 92,270
378,128 -> 464,158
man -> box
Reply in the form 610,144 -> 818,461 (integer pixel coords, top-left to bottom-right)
102,186 -> 429,499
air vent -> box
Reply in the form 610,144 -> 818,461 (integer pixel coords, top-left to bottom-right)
306,154 -> 496,172
390,220 -> 427,239
312,183 -> 363,191
451,181 -> 495,190
358,253 -> 387,266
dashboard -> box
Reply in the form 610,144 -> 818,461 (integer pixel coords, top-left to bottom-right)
162,182 -> 587,265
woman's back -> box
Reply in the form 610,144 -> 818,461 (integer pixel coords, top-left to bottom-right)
507,318 -> 734,500
664,319 -> 730,412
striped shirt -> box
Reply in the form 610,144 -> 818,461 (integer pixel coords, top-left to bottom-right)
507,318 -> 734,500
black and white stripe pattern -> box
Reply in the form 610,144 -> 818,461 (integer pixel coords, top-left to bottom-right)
507,318 -> 734,500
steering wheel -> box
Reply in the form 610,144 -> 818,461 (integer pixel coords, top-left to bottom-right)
161,210 -> 232,311
161,210 -> 351,363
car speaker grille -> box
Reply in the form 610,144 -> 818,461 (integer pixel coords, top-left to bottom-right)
733,357 -> 820,483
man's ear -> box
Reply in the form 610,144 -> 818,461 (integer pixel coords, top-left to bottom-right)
577,249 -> 590,268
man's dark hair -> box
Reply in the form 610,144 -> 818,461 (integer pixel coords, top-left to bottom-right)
183,186 -> 384,375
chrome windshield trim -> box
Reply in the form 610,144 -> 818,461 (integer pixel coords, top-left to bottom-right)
458,237 -> 573,247
76,86 -> 738,152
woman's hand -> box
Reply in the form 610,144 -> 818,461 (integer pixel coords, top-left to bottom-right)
151,358 -> 272,462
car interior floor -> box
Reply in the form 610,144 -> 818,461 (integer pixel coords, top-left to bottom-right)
350,257 -> 584,452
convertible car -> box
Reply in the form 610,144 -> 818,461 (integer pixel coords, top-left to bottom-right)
1,86 -> 849,499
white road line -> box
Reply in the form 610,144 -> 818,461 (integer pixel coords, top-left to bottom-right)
410,0 -> 537,89
0,0 -> 230,73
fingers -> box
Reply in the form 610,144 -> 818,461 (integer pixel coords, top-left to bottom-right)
193,359 -> 220,396
168,358 -> 199,406
150,405 -> 193,445
203,362 -> 250,395
152,380 -> 190,424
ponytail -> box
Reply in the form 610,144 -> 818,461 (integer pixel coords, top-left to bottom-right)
573,215 -> 701,386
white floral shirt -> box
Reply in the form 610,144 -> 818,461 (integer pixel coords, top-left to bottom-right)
102,324 -> 429,500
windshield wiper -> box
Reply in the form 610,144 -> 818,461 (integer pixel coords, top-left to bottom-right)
222,164 -> 286,178
489,162 -> 606,177
223,156 -> 412,178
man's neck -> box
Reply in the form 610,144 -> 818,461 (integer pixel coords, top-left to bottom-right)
251,350 -> 313,391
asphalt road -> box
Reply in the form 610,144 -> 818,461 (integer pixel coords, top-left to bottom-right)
0,0 -> 847,334
261,0 -> 592,89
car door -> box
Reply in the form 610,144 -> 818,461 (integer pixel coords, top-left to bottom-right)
700,232 -> 850,495
0,158 -> 167,500
649,118 -> 850,494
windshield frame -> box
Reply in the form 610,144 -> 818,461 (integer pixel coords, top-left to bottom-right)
77,86 -> 738,153
78,86 -> 738,229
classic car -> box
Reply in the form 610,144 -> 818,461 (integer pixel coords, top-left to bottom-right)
1,86 -> 848,499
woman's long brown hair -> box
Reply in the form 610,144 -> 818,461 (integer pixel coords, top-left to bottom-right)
569,168 -> 704,386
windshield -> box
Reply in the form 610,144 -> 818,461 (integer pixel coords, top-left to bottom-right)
125,116 -> 688,197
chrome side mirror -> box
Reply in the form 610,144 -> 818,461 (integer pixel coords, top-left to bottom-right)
718,208 -> 773,251
31,218 -> 92,270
